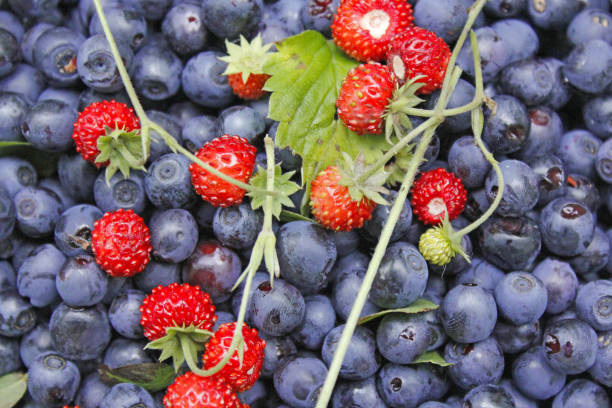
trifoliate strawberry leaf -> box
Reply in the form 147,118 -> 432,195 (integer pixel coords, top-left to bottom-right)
263,30 -> 390,192
0,372 -> 28,408
248,164 -> 300,218
411,351 -> 453,367
357,298 -> 439,325
99,363 -> 175,392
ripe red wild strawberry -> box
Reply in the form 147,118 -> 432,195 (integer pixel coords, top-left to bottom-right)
386,26 -> 451,94
163,372 -> 248,408
72,100 -> 140,166
227,73 -> 271,100
202,322 -> 266,392
337,63 -> 395,135
189,135 -> 257,207
331,0 -> 414,62
310,165 -> 378,231
91,208 -> 152,277
411,168 -> 467,225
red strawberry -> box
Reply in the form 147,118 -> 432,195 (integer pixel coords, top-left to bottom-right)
189,135 -> 257,207
411,168 -> 467,225
331,0 -> 414,62
202,322 -> 265,393
140,282 -> 217,342
91,209 -> 152,277
386,26 -> 451,94
310,165 -> 377,231
337,63 -> 395,135
72,100 -> 140,166
163,372 -> 248,408
227,73 -> 271,100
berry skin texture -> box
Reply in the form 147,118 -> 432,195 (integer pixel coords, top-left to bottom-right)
91,209 -> 152,277
411,168 -> 467,225
72,100 -> 140,166
227,73 -> 271,100
387,26 -> 451,94
203,322 -> 266,392
140,282 -> 217,341
331,0 -> 414,62
336,63 -> 394,135
163,371 -> 248,408
419,227 -> 454,265
189,135 -> 257,207
310,166 -> 377,232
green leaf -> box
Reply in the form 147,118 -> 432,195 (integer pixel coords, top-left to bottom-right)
0,142 -> 60,178
98,363 -> 175,392
411,351 -> 453,367
247,164 -> 300,218
357,298 -> 439,325
0,372 -> 28,408
263,30 -> 390,190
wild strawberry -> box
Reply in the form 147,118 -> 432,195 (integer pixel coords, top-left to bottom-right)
189,135 -> 257,207
331,0 -> 414,62
140,283 -> 217,341
163,372 -> 248,408
91,209 -> 152,277
419,214 -> 469,266
310,165 -> 378,231
386,26 -> 451,94
72,100 -> 140,166
411,168 -> 467,225
219,35 -> 273,100
336,63 -> 395,135
202,322 -> 266,392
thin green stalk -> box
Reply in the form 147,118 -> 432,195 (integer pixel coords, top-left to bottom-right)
403,99 -> 482,117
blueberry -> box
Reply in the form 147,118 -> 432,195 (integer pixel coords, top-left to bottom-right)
10,237 -> 37,270
0,92 -> 28,143
463,384 -> 515,408
512,345 -> 566,400
100,383 -> 156,408
0,336 -> 21,376
330,230 -> 360,257
134,260 -> 180,293
276,221 -> 337,295
38,87 -> 80,109
77,34 -> 133,93
453,257 -> 504,294
444,337 -> 505,390
89,4 -> 148,50
202,0 -> 261,40
558,130 -> 601,180
570,227 -> 610,276
273,353 -> 328,408
376,363 -> 427,408
22,99 -> 77,153
596,138 -> 612,183
583,93 -> 612,138
370,241 -> 428,309
54,204 -> 102,257
27,352 -> 81,407
332,377 -> 387,408
13,187 -> 63,239
563,39 -> 612,94
499,379 -> 538,408
33,27 -> 84,87
485,159 -> 539,217
494,320 -> 542,355
182,240 -> 241,303
479,215 -> 542,271
414,0 -> 485,43
161,3 -> 207,56
494,271 -> 547,325
0,289 -> 36,337
500,59 -> 554,106
181,115 -> 217,153
39,179 -> 76,212
575,279 -> 612,331
0,157 -> 37,198
0,11 -> 24,43
376,313 -> 431,364
291,294 -> 335,350
527,0 -> 585,29
0,188 -> 15,241
20,23 -> 54,65
532,257 -> 578,315
19,323 -> 53,368
539,197 -> 595,257
322,324 -> 379,381
260,333 -> 297,378
168,101 -> 204,128
527,154 -> 566,206
217,105 -> 266,144
448,136 -> 491,189
238,379 -> 267,407
78,87 -> 131,112
50,302 -> 112,361
485,1 -> 525,18
0,260 -> 15,291
133,43 -> 182,101
103,338 -> 153,368
0,64 -> 47,104
441,283 -> 497,343
251,279 -> 305,337
361,190 -> 413,243
456,27 -> 510,83
146,110 -> 183,162
332,270 -> 381,321
301,0 -> 340,37
567,9 -> 612,46
56,255 -> 108,307
588,330 -> 612,386
93,170 -> 148,214
565,173 -> 600,211
542,318 -> 597,375
213,203 -> 263,250
428,79 -> 475,133
17,243 -> 65,307
149,209 -> 198,263
483,95 -> 530,155
540,58 -> 572,110
552,379 -> 610,408
75,372 -> 113,408
329,251 -> 368,284
182,51 -> 234,109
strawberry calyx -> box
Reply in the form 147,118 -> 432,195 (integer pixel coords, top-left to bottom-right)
145,324 -> 214,373
219,34 -> 274,83
383,76 -> 426,143
247,163 -> 300,219
95,125 -> 147,184
337,152 -> 389,205
418,213 -> 469,266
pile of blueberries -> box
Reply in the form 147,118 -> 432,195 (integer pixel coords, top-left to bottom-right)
1,0 -> 612,406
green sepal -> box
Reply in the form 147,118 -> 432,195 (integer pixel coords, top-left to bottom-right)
0,372 -> 28,408
96,126 -> 147,184
144,325 -> 213,372
440,213 -> 470,263
411,351 -> 453,367
337,152 -> 389,205
357,298 -> 439,325
384,76 -> 426,144
247,164 -> 300,219
98,363 -> 176,392
218,34 -> 274,82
